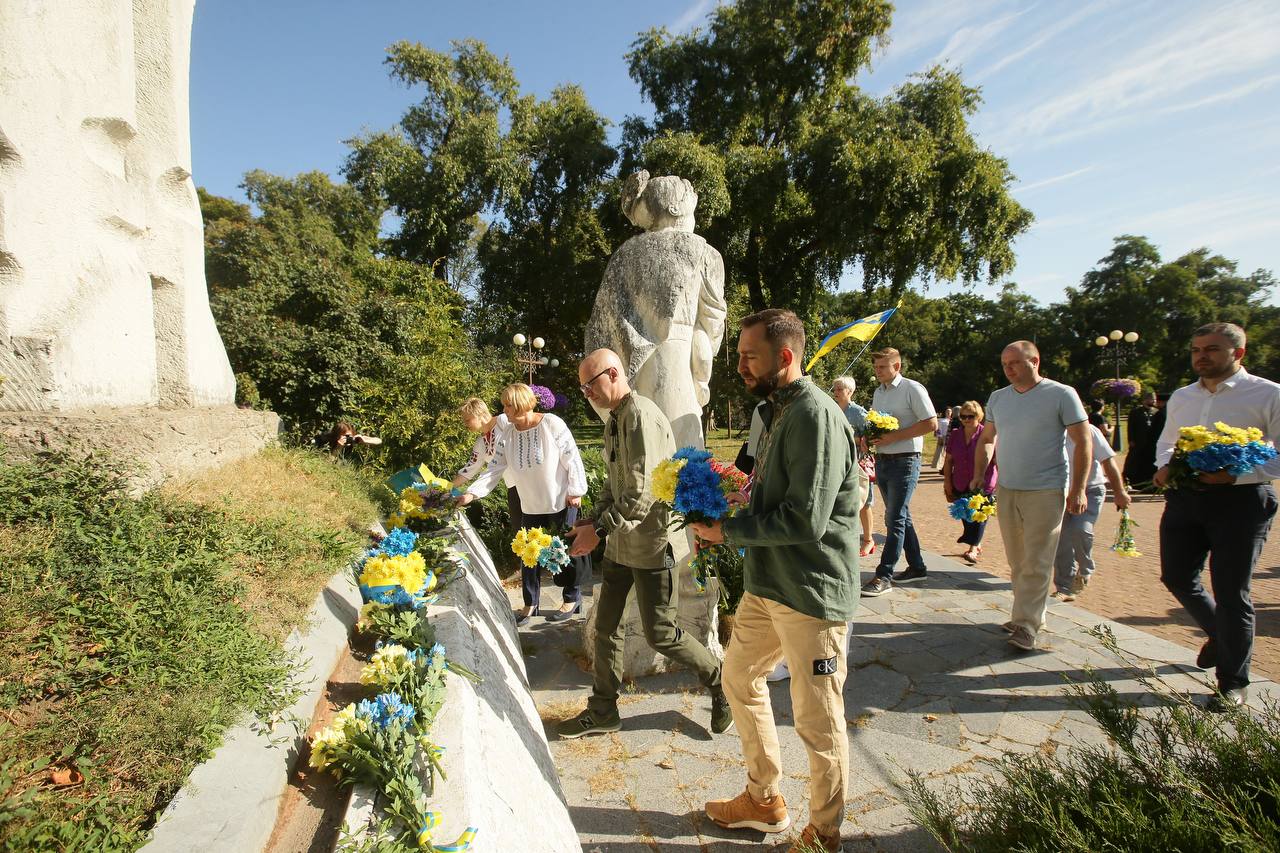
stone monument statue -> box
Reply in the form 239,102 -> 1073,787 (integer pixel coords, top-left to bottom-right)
0,1 -> 277,484
585,171 -> 727,450
583,171 -> 727,676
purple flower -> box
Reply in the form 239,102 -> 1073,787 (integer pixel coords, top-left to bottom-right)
552,391 -> 569,410
529,384 -> 556,410
1091,378 -> 1142,402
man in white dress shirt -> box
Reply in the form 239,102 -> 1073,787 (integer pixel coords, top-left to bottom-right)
1154,323 -> 1280,711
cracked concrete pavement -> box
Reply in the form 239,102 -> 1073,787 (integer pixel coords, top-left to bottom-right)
517,549 -> 1280,852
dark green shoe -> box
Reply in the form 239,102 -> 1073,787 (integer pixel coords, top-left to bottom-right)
556,709 -> 621,739
710,686 -> 734,735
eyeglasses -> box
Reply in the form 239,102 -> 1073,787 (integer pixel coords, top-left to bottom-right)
959,414 -> 977,421
579,368 -> 612,394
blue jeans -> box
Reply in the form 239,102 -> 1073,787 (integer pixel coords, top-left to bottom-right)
875,453 -> 925,579
1053,484 -> 1105,593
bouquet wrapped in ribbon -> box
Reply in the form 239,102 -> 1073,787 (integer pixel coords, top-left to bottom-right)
948,491 -> 997,523
1165,422 -> 1278,490
1111,510 -> 1141,557
358,526 -> 441,612
862,410 -> 900,452
511,527 -> 569,575
388,465 -> 465,532
652,447 -> 749,528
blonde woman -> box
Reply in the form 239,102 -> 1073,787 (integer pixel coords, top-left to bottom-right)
460,384 -> 588,625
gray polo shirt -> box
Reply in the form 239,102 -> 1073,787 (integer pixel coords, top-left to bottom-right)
871,374 -> 935,454
986,379 -> 1088,490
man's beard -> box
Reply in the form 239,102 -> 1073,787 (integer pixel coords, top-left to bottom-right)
746,363 -> 787,398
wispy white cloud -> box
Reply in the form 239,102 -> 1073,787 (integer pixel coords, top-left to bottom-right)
1013,165 -> 1095,195
1005,1 -> 1280,141
668,0 -> 717,34
930,8 -> 1028,68
1156,73 -> 1280,115
875,0 -> 1009,67
1122,192 -> 1280,253
970,2 -> 1108,81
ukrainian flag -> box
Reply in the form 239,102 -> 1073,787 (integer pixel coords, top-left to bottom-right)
804,306 -> 898,372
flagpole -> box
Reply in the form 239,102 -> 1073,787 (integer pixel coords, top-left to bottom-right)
832,338 -> 877,379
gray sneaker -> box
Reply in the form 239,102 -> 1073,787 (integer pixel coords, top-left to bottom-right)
892,566 -> 928,584
556,709 -> 621,739
1008,625 -> 1036,651
861,577 -> 892,597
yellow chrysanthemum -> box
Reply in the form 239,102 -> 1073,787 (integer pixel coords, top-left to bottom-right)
866,410 -> 901,431
360,551 -> 428,594
360,643 -> 415,686
512,527 -> 555,568
652,458 -> 686,504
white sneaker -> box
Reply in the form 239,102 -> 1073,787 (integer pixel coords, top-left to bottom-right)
766,662 -> 791,682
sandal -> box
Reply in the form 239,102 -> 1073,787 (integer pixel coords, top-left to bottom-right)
859,540 -> 876,557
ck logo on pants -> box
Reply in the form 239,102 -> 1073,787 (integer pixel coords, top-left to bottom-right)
812,655 -> 838,676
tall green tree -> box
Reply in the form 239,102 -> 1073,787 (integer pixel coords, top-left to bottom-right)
343,39 -> 525,278
624,0 -> 1033,317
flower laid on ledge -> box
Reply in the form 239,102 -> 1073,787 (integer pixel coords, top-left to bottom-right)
949,491 -> 997,523
862,410 -> 899,449
653,447 -> 749,527
511,527 -> 569,574
1111,510 -> 1141,557
1165,422 -> 1278,490
388,465 -> 464,532
359,550 -> 437,609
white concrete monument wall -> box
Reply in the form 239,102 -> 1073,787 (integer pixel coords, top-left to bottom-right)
0,0 -> 235,412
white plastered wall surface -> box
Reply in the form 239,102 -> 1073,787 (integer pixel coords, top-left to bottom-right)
0,0 -> 235,412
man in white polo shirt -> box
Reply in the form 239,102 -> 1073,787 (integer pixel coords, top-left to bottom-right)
972,341 -> 1091,651
1154,322 -> 1279,711
862,348 -> 937,597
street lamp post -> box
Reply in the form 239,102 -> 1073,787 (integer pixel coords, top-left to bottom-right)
512,333 -> 558,385
1094,329 -> 1140,451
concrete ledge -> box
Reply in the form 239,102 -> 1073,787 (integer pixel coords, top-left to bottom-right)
143,566 -> 363,853
0,404 -> 281,489
341,517 -> 578,852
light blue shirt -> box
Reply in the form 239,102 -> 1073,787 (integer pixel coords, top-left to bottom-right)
843,402 -> 868,433
986,378 -> 1088,490
871,374 -> 935,454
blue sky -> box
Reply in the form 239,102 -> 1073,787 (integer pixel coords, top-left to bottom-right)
191,0 -> 1280,307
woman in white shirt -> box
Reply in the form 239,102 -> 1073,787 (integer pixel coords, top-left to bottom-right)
460,384 -> 588,625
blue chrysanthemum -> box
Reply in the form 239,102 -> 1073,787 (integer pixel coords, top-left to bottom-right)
377,527 -> 419,558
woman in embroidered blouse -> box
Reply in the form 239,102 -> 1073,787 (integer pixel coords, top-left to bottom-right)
942,400 -> 998,564
459,384 -> 588,624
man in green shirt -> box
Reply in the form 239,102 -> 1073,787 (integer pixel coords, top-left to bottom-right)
691,309 -> 861,853
557,348 -> 730,739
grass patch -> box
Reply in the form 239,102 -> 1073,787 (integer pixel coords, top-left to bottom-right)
0,447 -> 388,851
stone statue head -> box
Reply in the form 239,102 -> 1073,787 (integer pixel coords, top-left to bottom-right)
621,170 -> 698,232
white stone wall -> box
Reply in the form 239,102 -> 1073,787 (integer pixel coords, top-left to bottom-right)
0,0 -> 235,412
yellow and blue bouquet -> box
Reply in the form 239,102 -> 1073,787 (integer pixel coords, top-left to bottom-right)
359,549 -> 437,609
1166,422 -> 1277,490
862,410 -> 900,452
948,491 -> 997,523
387,465 -> 465,532
652,447 -> 749,527
510,527 -> 569,574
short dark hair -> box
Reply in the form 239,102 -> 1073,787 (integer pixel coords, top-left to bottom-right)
1192,322 -> 1246,349
741,308 -> 806,359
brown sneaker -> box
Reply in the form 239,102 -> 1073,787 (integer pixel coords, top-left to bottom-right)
705,788 -> 790,833
1071,574 -> 1088,594
789,822 -> 841,852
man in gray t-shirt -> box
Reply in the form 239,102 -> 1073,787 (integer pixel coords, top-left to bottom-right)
971,341 -> 1091,652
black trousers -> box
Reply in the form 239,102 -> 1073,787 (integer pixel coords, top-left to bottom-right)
1159,484 -> 1277,691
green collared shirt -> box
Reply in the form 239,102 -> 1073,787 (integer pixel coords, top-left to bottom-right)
723,377 -> 861,621
592,392 -> 676,569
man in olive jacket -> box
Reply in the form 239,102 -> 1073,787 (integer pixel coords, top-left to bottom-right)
691,309 -> 860,853
559,348 -> 730,738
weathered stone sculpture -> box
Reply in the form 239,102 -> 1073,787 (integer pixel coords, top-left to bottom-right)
583,171 -> 727,676
0,1 -> 276,484
585,171 -> 727,450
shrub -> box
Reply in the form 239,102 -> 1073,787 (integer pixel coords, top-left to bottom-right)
901,627 -> 1280,853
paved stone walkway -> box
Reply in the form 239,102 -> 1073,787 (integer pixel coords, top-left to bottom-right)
518,550 -> 1280,852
